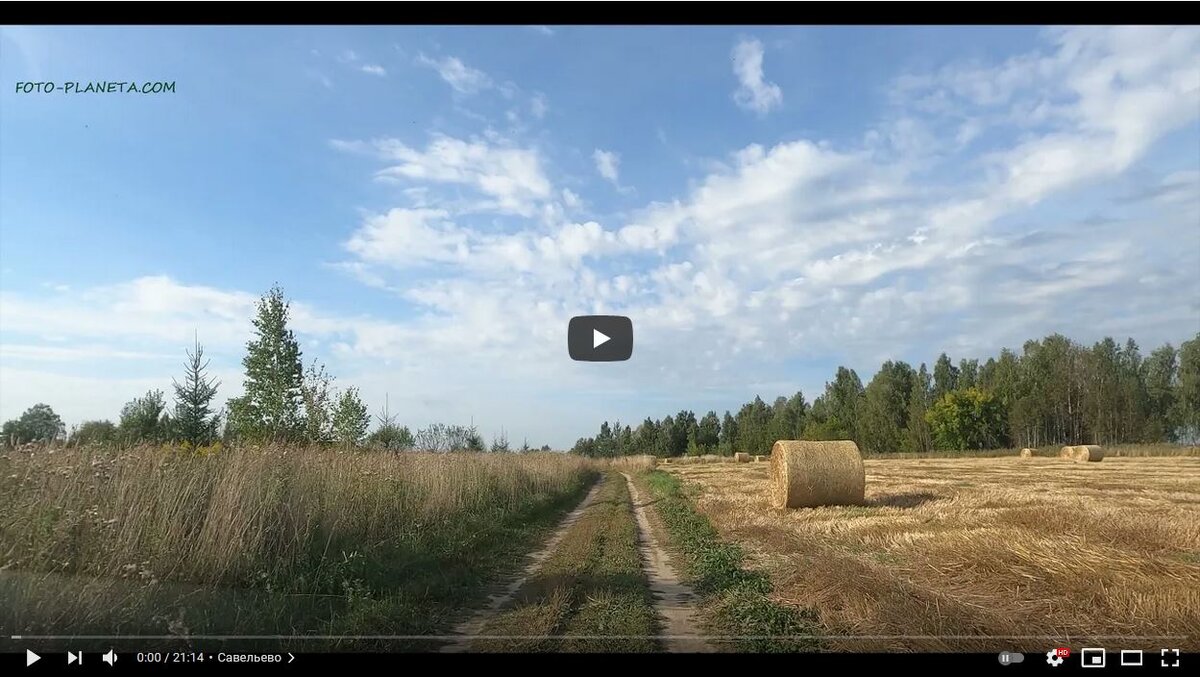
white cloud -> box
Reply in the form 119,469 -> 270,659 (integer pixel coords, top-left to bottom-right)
731,37 -> 783,115
334,133 -> 553,216
531,92 -> 548,119
592,148 -> 621,184
360,63 -> 386,77
417,53 -> 491,94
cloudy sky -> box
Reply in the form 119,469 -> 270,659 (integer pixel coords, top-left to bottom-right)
1,26 -> 1198,447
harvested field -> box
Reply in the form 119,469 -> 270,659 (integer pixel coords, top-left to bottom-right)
663,455 -> 1200,651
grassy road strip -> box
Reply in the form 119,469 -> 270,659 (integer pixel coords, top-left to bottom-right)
641,469 -> 823,652
440,478 -> 604,652
621,471 -> 713,653
468,471 -> 658,652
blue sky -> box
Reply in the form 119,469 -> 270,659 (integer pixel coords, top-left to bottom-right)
1,25 -> 1198,447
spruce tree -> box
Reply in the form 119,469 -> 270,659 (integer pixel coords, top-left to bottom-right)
172,336 -> 222,446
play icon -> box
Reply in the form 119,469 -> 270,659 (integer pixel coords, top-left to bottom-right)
568,315 -> 633,362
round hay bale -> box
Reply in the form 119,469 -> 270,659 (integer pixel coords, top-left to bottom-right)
702,454 -> 720,464
769,440 -> 865,509
734,452 -> 750,463
1060,445 -> 1104,462
753,455 -> 766,462
1020,448 -> 1034,458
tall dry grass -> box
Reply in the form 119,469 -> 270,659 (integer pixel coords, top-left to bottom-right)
0,444 -> 596,648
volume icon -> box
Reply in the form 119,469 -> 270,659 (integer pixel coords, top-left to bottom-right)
102,650 -> 117,666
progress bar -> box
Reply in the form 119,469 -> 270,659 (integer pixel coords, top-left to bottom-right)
10,635 -> 1190,641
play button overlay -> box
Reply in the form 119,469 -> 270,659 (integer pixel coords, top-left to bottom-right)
569,315 -> 633,362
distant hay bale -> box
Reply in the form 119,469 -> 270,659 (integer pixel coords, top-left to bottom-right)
702,454 -> 721,464
770,440 -> 865,509
753,455 -> 766,462
1020,448 -> 1034,458
662,458 -> 673,465
734,452 -> 750,463
1060,445 -> 1104,462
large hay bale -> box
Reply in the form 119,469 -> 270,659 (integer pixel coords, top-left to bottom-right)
1060,445 -> 1104,462
753,455 -> 766,462
702,454 -> 721,464
770,440 -> 865,509
1020,448 -> 1034,458
734,452 -> 750,463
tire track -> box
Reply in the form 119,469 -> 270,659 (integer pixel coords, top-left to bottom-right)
621,472 -> 715,653
439,478 -> 604,653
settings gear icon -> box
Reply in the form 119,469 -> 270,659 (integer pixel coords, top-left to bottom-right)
1046,650 -> 1065,667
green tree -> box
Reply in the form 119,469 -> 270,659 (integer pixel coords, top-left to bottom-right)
803,367 -> 863,443
119,390 -> 168,444
696,410 -> 721,451
926,388 -> 1006,451
367,395 -> 413,451
734,396 -> 773,454
958,358 -> 979,390
331,387 -> 371,446
718,411 -> 737,455
619,424 -> 634,456
69,419 -> 118,446
300,362 -> 335,444
657,415 -> 678,456
859,361 -> 916,453
933,353 -> 959,400
1176,335 -> 1200,442
226,285 -> 305,442
490,428 -> 511,453
1143,343 -> 1177,441
674,410 -> 697,455
171,337 -> 222,447
901,363 -> 933,452
2,403 -> 66,445
635,418 -> 659,455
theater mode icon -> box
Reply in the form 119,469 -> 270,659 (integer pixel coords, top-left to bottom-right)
568,315 -> 633,362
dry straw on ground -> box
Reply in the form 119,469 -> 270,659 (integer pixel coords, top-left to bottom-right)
769,440 -> 866,509
734,452 -> 750,463
667,451 -> 1200,652
753,455 -> 766,462
1061,445 -> 1105,462
1020,448 -> 1034,458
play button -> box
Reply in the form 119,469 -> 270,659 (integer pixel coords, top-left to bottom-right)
569,315 -> 633,362
27,650 -> 41,667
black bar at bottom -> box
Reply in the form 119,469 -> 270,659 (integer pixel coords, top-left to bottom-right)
5,651 -> 1189,674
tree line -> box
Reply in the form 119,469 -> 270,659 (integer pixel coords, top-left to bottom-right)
571,332 -> 1200,457
2,285 -> 550,453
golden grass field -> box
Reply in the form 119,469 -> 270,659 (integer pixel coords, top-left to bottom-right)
665,454 -> 1200,652
0,445 -> 596,649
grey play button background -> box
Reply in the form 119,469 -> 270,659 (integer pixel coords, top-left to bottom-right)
568,315 -> 633,362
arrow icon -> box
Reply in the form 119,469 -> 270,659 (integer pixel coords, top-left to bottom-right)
27,650 -> 40,667
287,653 -> 295,664
67,651 -> 80,665
592,328 -> 610,349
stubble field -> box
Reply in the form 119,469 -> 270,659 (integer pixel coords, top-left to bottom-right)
663,454 -> 1200,652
